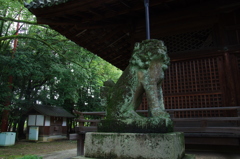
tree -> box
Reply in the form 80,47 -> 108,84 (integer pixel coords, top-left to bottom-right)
0,0 -> 122,136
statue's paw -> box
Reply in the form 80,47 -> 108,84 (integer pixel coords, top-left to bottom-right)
151,110 -> 170,118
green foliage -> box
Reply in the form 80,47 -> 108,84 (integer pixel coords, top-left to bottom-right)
0,0 -> 122,132
17,155 -> 42,159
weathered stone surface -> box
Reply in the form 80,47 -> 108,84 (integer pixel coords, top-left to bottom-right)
99,39 -> 173,132
84,132 -> 185,159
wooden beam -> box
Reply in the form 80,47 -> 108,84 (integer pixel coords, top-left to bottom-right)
169,45 -> 240,62
37,16 -> 128,29
174,127 -> 240,134
33,0 -> 111,17
118,0 -> 132,8
69,133 -> 79,140
173,117 -> 240,121
133,1 -> 240,39
33,0 -> 170,23
37,17 -> 82,25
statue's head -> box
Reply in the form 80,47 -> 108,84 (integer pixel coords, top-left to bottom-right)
129,39 -> 170,70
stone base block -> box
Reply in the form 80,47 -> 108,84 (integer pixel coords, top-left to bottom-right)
84,132 -> 186,159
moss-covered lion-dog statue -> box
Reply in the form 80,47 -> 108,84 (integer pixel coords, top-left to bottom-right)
98,39 -> 173,133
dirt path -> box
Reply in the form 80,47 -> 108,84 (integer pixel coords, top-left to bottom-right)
0,140 -> 77,159
39,148 -> 77,159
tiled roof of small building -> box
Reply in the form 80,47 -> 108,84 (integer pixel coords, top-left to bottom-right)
30,105 -> 75,118
24,0 -> 71,9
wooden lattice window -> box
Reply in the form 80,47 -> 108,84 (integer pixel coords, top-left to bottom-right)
163,57 -> 223,117
163,57 -> 221,94
139,56 -> 227,118
161,28 -> 214,53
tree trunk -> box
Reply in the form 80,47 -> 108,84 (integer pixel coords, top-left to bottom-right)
1,109 -> 9,132
68,119 -> 73,133
12,122 -> 18,132
7,120 -> 12,132
17,115 -> 27,139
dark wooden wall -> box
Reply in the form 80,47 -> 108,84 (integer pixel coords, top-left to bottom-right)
139,9 -> 240,118
37,117 -> 68,137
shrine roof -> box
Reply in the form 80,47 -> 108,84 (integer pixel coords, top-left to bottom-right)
25,0 -> 240,70
29,105 -> 75,118
25,0 -> 71,9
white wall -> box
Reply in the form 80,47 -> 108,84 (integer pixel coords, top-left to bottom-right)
45,116 -> 50,126
28,115 -> 44,126
62,117 -> 67,126
28,115 -> 36,126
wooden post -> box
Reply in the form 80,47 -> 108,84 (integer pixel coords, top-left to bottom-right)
77,133 -> 85,156
224,53 -> 237,106
75,111 -> 86,156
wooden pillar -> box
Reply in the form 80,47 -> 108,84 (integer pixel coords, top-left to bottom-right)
224,53 -> 237,106
77,133 -> 85,156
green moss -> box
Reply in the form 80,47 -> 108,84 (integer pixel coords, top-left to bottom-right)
182,154 -> 196,159
98,117 -> 173,133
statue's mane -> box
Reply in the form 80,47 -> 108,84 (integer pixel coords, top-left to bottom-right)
129,39 -> 170,70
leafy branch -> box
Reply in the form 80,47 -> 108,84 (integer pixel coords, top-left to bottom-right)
0,35 -> 88,70
0,16 -> 49,28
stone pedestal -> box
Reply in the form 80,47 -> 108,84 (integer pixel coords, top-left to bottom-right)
82,132 -> 191,159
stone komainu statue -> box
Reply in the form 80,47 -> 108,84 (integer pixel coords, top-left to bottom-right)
98,39 -> 173,133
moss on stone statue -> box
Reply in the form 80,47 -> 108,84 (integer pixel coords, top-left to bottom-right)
98,117 -> 173,133
100,39 -> 173,133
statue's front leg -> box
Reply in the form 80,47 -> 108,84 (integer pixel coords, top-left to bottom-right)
141,65 -> 167,117
157,86 -> 165,111
142,82 -> 164,117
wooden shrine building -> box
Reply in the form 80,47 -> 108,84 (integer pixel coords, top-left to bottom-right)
25,0 -> 240,145
26,105 -> 75,141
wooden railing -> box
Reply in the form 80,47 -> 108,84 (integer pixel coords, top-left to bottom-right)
70,106 -> 240,155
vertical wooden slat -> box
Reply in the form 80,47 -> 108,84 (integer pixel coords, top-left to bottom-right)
224,53 -> 237,106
